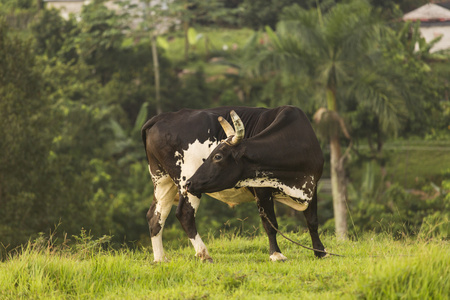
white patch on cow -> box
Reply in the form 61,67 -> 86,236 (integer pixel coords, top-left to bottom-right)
175,138 -> 219,210
151,231 -> 166,262
173,140 -> 218,261
175,139 -> 219,186
190,233 -> 212,261
187,193 -> 202,216
270,252 -> 287,262
173,139 -> 260,206
236,177 -> 314,202
152,173 -> 178,221
148,165 -> 178,262
235,174 -> 316,211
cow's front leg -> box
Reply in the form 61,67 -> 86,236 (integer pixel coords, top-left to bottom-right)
303,188 -> 326,258
176,193 -> 213,262
255,188 -> 287,262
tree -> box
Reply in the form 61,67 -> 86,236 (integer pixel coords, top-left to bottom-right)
239,0 -> 335,30
169,0 -> 235,60
74,0 -> 129,84
0,22 -> 56,246
249,1 -> 411,239
138,0 -> 172,115
31,8 -> 78,59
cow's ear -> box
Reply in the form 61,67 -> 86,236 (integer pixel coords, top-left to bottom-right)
232,145 -> 246,162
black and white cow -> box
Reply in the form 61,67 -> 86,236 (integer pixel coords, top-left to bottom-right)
141,106 -> 326,262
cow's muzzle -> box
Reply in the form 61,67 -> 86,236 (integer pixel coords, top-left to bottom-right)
185,180 -> 201,198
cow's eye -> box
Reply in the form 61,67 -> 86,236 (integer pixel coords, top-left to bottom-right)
213,154 -> 223,161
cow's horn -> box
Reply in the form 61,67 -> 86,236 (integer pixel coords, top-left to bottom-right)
218,116 -> 235,137
230,110 -> 245,145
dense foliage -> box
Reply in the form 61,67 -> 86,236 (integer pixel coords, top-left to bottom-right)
0,0 -> 448,255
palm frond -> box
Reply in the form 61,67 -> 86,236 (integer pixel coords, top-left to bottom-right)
352,70 -> 407,135
246,32 -> 307,77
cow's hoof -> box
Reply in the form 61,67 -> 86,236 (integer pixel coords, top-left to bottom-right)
270,252 -> 287,262
198,256 -> 213,263
315,249 -> 330,259
196,250 -> 213,263
203,257 -> 214,263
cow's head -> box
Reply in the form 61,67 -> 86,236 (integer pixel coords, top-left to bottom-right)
186,110 -> 247,195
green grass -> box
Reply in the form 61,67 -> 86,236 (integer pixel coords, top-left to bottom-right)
1,233 -> 448,299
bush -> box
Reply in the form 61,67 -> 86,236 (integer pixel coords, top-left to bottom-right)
350,182 -> 449,239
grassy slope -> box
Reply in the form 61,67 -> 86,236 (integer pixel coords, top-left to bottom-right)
1,234 -> 448,299
163,27 -> 255,62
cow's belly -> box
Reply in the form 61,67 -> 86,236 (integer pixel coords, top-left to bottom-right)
206,188 -> 309,211
273,193 -> 309,211
207,187 -> 254,206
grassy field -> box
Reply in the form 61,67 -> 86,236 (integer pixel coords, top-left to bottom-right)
162,27 -> 255,62
1,233 -> 448,299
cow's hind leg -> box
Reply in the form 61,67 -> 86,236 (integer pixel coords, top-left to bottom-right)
147,172 -> 178,262
176,193 -> 212,262
255,188 -> 286,262
303,188 -> 326,258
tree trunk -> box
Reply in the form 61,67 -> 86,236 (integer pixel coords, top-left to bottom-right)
330,136 -> 348,240
183,21 -> 189,61
326,87 -> 348,240
151,33 -> 162,115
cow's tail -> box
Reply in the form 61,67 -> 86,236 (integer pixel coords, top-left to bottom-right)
141,117 -> 158,163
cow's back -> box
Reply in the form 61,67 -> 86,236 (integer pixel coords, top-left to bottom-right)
141,107 -> 272,158
142,107 -> 262,182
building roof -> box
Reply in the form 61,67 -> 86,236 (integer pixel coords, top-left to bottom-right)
43,0 -> 85,2
403,3 -> 450,21
436,1 -> 450,10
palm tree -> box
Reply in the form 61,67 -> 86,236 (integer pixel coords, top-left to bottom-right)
249,0 -> 407,239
